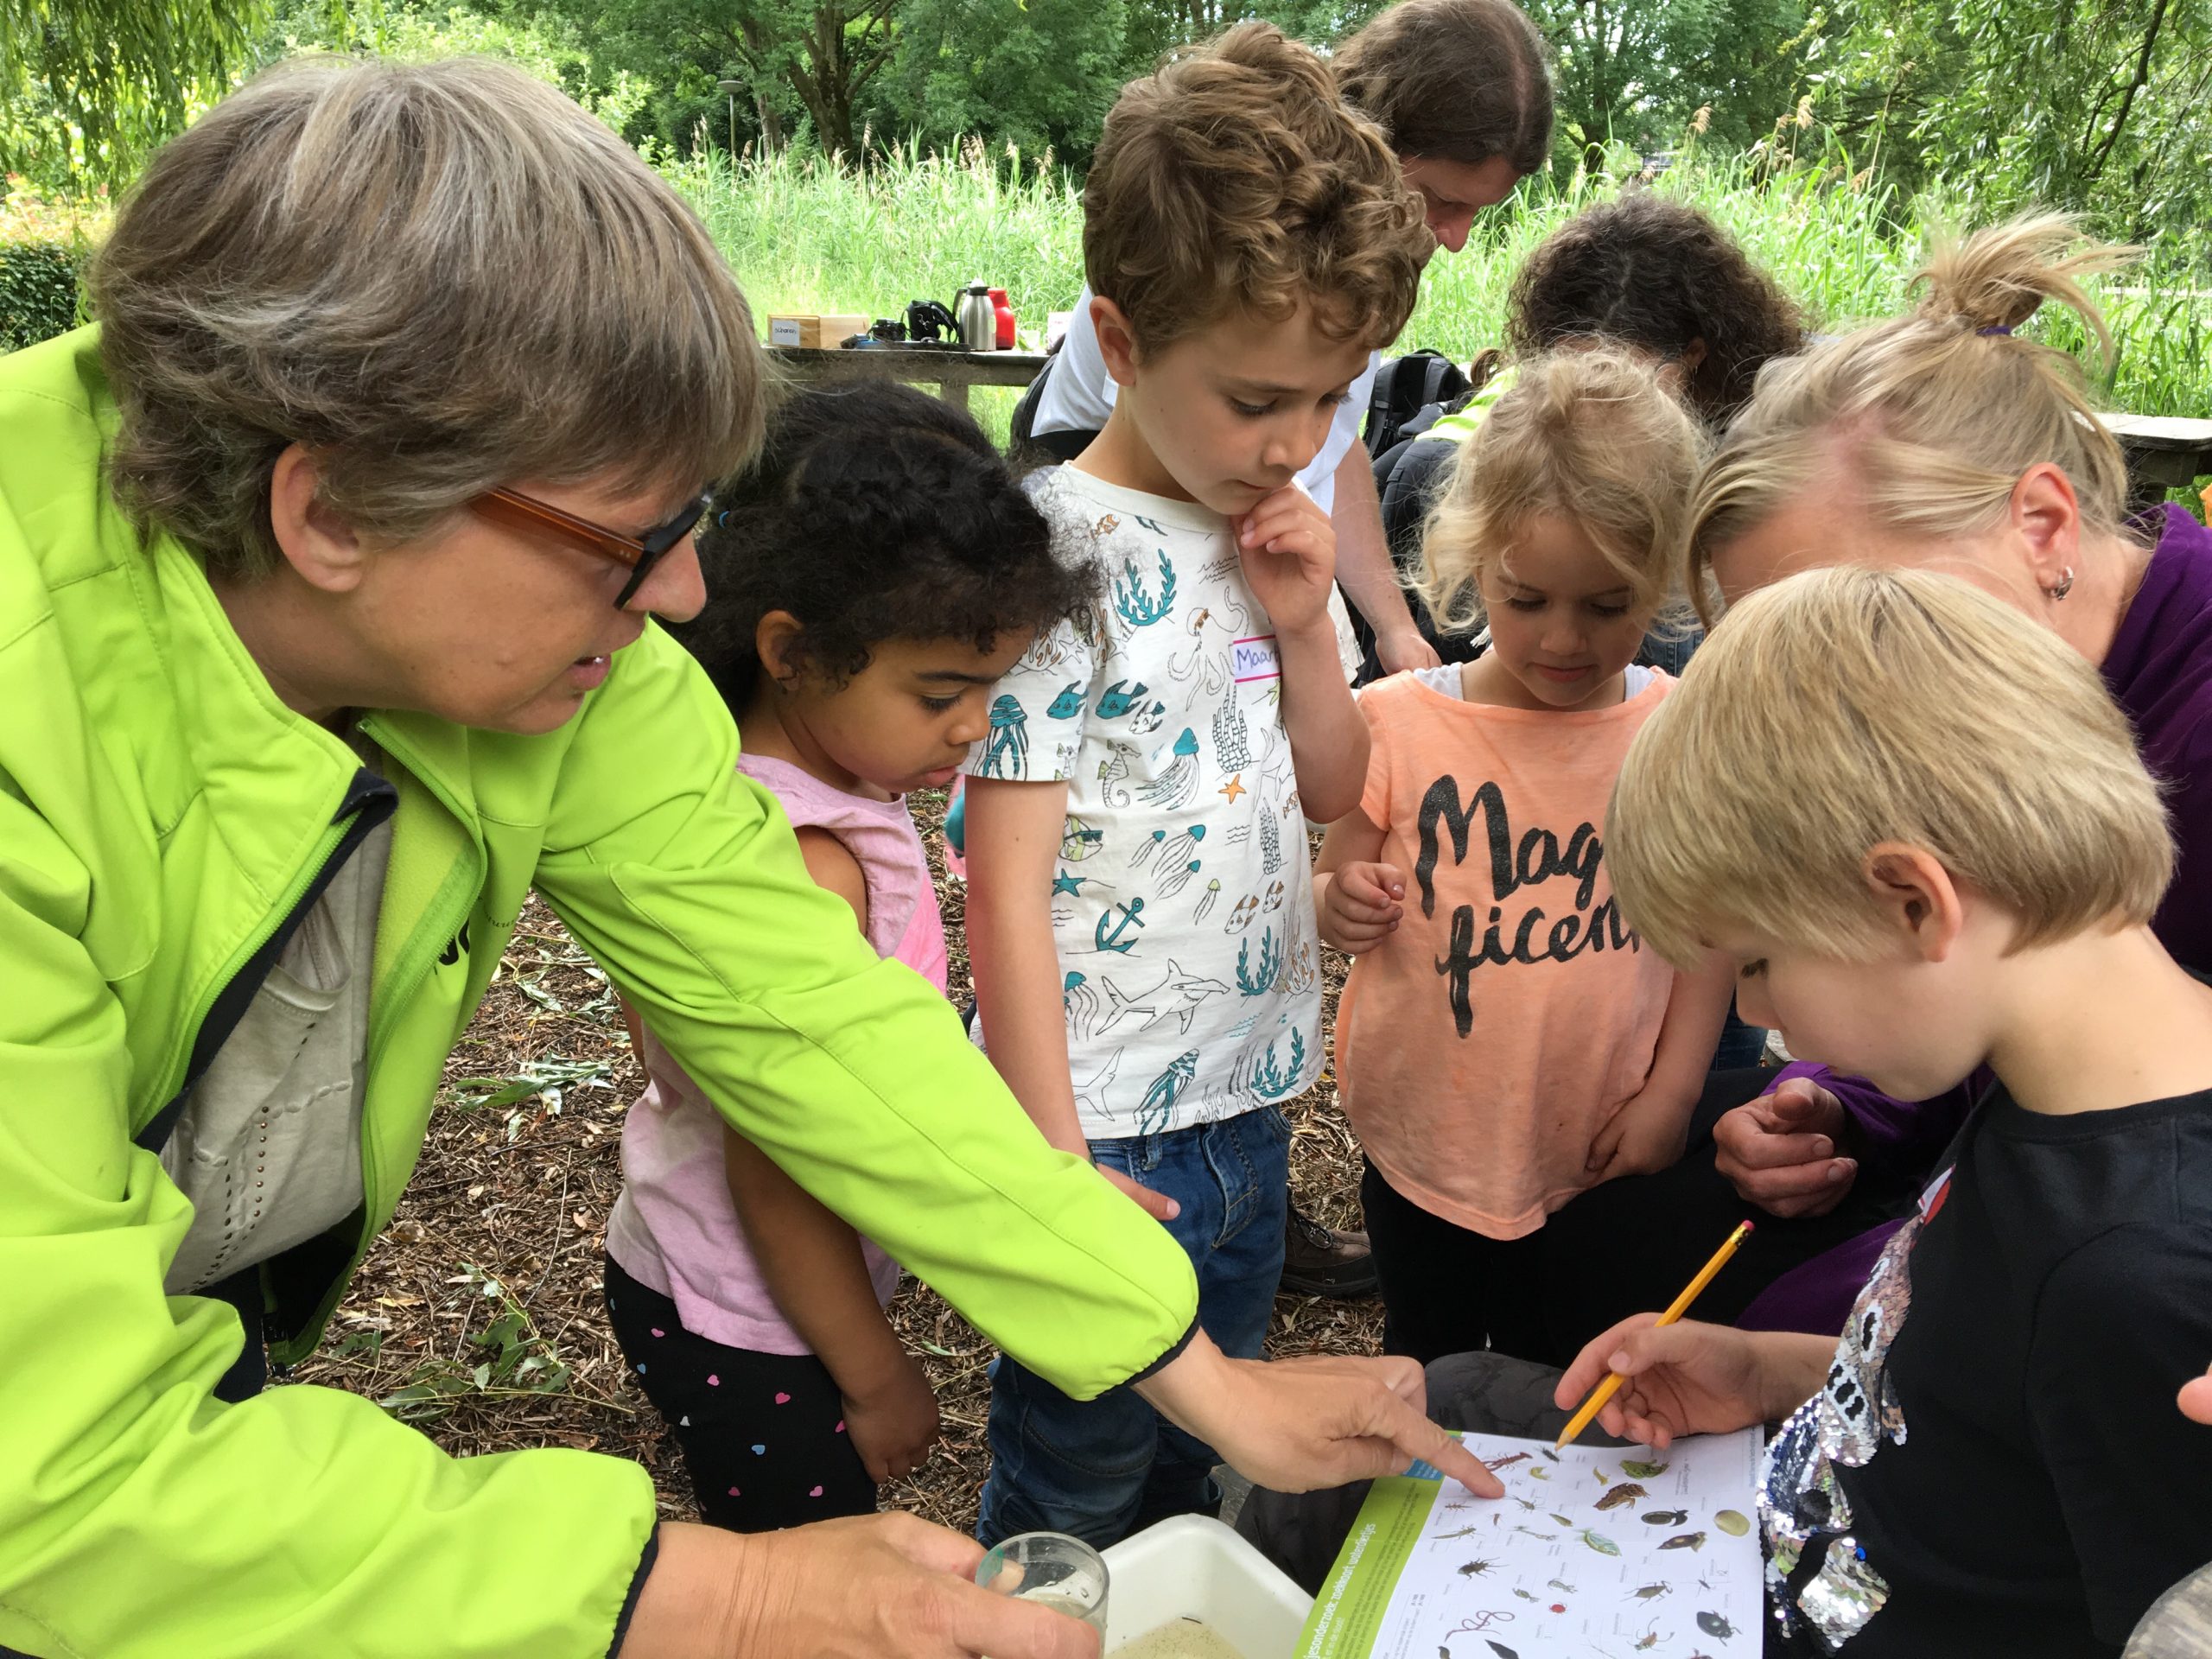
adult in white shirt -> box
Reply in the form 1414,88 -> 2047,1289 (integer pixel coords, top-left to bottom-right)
1025,0 -> 1554,683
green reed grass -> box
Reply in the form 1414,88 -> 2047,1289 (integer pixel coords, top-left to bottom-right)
664,139 -> 2211,422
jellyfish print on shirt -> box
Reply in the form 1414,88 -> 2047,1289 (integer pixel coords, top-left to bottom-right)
980,694 -> 1028,779
1137,728 -> 1202,810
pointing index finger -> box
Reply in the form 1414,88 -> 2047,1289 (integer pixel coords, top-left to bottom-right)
1421,1427 -> 1504,1499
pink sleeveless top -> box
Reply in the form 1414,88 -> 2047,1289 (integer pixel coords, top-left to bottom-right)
604,753 -> 950,1355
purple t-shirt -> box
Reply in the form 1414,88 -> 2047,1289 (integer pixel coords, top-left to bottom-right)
1742,505 -> 2212,1332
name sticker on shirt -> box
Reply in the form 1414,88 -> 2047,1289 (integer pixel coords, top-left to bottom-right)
1231,634 -> 1281,683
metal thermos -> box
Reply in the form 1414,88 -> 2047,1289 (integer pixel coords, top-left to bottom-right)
957,281 -> 995,350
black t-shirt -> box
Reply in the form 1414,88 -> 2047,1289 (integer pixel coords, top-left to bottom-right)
1761,1084 -> 2212,1656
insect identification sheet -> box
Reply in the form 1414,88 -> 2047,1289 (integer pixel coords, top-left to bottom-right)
1295,1429 -> 1763,1659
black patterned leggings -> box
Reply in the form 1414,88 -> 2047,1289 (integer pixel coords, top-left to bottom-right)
603,1255 -> 876,1531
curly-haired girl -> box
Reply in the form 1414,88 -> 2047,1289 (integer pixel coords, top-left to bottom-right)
602,384 -> 1094,1532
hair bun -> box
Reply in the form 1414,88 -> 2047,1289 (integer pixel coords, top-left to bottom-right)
1912,210 -> 2138,360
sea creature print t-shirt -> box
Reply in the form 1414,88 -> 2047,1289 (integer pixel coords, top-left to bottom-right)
961,466 -> 1339,1141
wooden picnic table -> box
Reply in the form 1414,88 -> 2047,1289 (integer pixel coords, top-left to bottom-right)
772,346 -> 2212,507
770,344 -> 1047,414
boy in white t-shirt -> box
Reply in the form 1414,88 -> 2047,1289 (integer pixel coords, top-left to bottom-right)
961,21 -> 1432,1548
1020,0 -> 1553,689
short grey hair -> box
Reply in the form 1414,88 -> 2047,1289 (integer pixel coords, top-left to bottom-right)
91,55 -> 766,579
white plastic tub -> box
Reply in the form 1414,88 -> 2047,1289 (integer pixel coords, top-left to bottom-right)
1099,1515 -> 1313,1656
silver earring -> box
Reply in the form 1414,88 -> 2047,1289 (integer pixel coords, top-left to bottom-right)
2047,566 -> 2075,601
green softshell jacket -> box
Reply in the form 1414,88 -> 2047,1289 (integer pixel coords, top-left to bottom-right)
0,329 -> 1198,1658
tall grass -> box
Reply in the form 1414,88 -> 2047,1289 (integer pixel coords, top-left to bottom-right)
667,140 -> 2212,421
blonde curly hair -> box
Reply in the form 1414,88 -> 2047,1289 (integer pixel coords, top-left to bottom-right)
1415,346 -> 1706,636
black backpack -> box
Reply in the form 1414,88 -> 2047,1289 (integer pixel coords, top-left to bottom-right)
1362,348 -> 1471,460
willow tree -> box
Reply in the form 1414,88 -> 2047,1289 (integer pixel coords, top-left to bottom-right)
1,0 -> 263,181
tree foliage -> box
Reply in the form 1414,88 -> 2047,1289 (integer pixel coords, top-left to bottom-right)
1,0 -> 265,179
1806,0 -> 2212,238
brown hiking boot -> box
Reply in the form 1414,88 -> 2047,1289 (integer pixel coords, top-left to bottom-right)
1281,1200 -> 1379,1298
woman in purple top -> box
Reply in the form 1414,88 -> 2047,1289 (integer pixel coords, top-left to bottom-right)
1535,213 -> 2212,1351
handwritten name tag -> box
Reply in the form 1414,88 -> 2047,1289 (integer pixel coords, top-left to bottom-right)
1231,634 -> 1281,683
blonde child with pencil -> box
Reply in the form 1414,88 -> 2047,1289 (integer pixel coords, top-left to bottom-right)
1554,566 -> 2212,1657
1315,348 -> 1732,1365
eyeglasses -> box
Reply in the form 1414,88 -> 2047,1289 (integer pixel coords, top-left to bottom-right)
469,486 -> 710,608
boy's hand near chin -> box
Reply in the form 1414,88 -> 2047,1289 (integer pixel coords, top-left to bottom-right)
1236,486 -> 1338,636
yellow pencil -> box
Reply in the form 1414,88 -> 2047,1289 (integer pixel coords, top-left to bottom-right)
1554,1219 -> 1755,1450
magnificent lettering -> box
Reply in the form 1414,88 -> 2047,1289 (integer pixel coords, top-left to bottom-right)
1414,773 -> 1637,1037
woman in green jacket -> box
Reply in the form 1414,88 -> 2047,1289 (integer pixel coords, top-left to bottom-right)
0,56 -> 1487,1659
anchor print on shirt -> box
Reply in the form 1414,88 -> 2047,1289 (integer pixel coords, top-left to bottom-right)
1095,896 -> 1147,955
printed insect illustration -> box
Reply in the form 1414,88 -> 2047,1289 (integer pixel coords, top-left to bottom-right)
1483,1452 -> 1532,1472
1593,1482 -> 1648,1511
1627,1583 -> 1672,1603
1540,1448 -> 1560,1462
1457,1558 -> 1497,1578
1697,1611 -> 1738,1639
1713,1509 -> 1751,1536
1548,1514 -> 1575,1528
1511,1526 -> 1557,1541
1525,1465 -> 1550,1480
1510,1589 -> 1537,1603
1506,1495 -> 1537,1512
1437,1525 -> 1484,1541
1642,1509 -> 1689,1526
1572,1528 -> 1621,1556
1546,1580 -> 1578,1595
1633,1629 -> 1662,1652
1659,1531 -> 1707,1552
1619,1459 -> 1671,1480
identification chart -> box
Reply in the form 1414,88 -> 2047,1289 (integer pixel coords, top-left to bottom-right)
1295,1429 -> 1763,1659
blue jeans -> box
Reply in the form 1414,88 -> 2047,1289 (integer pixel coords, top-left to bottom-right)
976,1106 -> 1290,1548
1712,1003 -> 1770,1071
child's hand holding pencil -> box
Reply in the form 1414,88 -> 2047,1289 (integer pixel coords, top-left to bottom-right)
1549,1314 -> 1780,1452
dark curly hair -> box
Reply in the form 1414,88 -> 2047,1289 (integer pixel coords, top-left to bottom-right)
1505,192 -> 1805,424
675,385 -> 1094,707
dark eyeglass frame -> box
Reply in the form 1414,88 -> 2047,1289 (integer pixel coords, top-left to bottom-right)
470,486 -> 710,608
